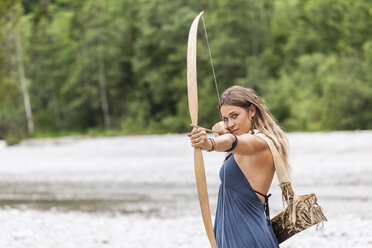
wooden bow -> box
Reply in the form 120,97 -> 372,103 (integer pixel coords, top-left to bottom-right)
187,11 -> 218,248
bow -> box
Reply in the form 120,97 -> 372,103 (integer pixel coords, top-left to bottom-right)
187,11 -> 218,248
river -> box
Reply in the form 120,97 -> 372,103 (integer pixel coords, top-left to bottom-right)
0,131 -> 371,247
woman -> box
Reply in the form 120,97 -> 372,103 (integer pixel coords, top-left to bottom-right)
187,85 -> 290,247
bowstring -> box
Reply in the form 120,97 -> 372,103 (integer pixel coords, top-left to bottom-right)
202,15 -> 225,248
202,16 -> 220,102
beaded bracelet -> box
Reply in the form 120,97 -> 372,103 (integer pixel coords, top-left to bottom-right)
207,138 -> 216,152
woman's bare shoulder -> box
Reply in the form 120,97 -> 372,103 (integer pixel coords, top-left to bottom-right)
234,133 -> 269,155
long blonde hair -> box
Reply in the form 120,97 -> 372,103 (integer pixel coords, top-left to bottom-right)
219,85 -> 291,171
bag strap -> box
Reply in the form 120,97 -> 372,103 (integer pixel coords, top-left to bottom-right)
255,132 -> 291,184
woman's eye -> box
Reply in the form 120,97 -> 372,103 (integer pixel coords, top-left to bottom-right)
232,114 -> 238,118
223,118 -> 228,122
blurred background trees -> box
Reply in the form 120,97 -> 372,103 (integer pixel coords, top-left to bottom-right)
1,0 -> 371,142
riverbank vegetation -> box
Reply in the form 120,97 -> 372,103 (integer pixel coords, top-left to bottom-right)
1,0 -> 372,144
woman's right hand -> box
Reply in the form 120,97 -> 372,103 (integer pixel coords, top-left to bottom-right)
212,121 -> 229,136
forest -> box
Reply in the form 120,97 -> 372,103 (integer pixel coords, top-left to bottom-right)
1,0 -> 372,143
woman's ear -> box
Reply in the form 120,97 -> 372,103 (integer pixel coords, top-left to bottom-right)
249,105 -> 256,118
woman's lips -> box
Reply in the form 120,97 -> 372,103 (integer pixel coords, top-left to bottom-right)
231,129 -> 239,134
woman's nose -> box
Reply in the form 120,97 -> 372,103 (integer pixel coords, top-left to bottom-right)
227,120 -> 235,128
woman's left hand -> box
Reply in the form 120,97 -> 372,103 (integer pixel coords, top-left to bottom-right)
187,127 -> 209,150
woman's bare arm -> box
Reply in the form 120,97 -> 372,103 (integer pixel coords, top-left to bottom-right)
188,126 -> 267,155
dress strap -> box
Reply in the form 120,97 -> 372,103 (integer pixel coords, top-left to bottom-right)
254,190 -> 272,225
223,152 -> 233,162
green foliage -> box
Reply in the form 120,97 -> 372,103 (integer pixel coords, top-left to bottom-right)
1,0 -> 372,141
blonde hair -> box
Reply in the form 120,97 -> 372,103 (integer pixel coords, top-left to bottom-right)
219,85 -> 291,171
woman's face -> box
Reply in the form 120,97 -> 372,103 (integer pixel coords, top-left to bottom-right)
220,104 -> 255,135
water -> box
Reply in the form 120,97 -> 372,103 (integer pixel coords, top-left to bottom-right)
0,132 -> 371,247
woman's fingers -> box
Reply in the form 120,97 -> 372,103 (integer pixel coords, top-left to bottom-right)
189,127 -> 207,148
212,121 -> 229,136
212,121 -> 224,132
187,127 -> 199,137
